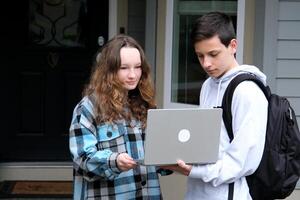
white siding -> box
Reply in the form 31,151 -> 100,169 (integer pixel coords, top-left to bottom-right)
288,98 -> 300,114
277,60 -> 300,78
276,0 -> 300,125
279,1 -> 300,20
277,79 -> 300,97
278,21 -> 300,39
277,41 -> 300,59
288,97 -> 300,130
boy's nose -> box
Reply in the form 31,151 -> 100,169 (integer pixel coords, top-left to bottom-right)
202,57 -> 211,68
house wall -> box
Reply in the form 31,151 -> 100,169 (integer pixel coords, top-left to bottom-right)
261,0 -> 300,189
276,0 -> 300,125
156,0 -> 300,199
249,0 -> 300,198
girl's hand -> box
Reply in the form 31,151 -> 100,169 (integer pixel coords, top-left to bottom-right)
116,153 -> 137,171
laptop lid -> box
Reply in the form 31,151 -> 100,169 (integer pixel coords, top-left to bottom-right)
143,108 -> 222,165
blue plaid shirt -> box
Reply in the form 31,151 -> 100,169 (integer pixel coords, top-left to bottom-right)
69,96 -> 166,200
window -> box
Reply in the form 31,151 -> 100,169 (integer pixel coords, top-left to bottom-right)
171,0 -> 237,105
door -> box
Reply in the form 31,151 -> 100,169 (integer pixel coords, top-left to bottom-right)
0,0 -> 108,161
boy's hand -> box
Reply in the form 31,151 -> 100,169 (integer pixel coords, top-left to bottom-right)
160,160 -> 192,176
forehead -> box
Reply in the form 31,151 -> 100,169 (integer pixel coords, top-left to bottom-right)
120,47 -> 141,62
194,35 -> 225,53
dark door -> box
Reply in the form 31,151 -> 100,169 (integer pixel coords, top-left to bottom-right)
0,0 -> 108,161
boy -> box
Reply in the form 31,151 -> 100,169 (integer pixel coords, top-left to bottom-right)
165,12 -> 268,200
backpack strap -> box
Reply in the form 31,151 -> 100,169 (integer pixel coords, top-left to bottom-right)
222,73 -> 269,141
222,73 -> 270,200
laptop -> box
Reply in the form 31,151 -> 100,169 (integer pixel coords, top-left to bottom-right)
142,108 -> 222,165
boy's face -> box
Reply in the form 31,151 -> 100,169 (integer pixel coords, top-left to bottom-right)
194,35 -> 238,79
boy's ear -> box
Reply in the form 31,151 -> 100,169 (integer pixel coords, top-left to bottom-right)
229,39 -> 237,54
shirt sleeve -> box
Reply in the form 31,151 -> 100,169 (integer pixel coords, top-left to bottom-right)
69,98 -> 121,182
189,81 -> 268,187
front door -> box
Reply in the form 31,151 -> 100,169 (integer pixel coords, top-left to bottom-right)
0,0 -> 108,161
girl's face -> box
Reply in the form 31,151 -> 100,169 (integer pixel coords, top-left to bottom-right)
117,47 -> 142,91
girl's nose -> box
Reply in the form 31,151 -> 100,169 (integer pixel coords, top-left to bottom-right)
128,68 -> 137,78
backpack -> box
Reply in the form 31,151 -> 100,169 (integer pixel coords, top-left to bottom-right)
222,73 -> 300,200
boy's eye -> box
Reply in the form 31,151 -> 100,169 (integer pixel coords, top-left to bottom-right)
210,51 -> 219,57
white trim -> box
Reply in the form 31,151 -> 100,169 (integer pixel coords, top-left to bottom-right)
163,0 -> 174,108
236,0 -> 245,64
0,162 -> 72,181
163,0 -> 198,109
263,0 -> 279,90
145,0 -> 157,78
109,0 -> 118,39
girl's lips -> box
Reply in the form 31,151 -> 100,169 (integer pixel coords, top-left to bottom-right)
126,81 -> 137,85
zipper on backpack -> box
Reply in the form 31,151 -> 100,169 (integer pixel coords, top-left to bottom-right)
289,107 -> 293,120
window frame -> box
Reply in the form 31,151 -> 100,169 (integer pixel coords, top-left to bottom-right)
162,0 -> 245,108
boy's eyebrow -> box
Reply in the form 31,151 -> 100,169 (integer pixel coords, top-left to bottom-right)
208,50 -> 220,54
195,50 -> 219,55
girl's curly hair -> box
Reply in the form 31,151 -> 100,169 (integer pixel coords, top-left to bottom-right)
83,34 -> 156,128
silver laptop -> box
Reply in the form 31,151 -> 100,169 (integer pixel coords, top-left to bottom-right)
143,108 -> 222,165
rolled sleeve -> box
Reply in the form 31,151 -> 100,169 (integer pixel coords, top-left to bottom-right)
108,152 -> 121,173
70,97 -> 122,181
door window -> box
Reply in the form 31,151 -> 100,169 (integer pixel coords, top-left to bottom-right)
29,0 -> 87,48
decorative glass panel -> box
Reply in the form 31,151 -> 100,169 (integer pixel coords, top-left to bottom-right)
172,0 -> 237,105
29,0 -> 87,47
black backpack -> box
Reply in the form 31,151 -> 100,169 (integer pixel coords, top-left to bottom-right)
222,73 -> 300,200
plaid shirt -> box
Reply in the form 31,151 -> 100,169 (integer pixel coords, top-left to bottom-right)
69,96 -> 165,200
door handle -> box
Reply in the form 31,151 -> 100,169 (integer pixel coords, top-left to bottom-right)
98,36 -> 105,47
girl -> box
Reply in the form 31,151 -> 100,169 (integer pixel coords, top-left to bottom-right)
69,35 -> 167,199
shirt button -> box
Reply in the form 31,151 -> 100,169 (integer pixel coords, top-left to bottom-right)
107,131 -> 112,138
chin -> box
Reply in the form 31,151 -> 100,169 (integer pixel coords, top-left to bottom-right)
209,73 -> 222,79
126,85 -> 138,91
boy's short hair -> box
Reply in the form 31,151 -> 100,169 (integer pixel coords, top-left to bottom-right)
191,12 -> 236,47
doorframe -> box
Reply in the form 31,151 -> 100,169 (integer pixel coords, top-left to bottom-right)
109,0 -> 118,39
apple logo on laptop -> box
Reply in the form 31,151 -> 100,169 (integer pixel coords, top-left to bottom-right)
178,129 -> 191,143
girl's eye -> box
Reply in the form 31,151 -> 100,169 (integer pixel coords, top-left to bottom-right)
135,65 -> 141,69
120,66 -> 128,70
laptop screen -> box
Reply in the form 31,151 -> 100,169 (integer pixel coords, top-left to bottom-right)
143,108 -> 222,165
